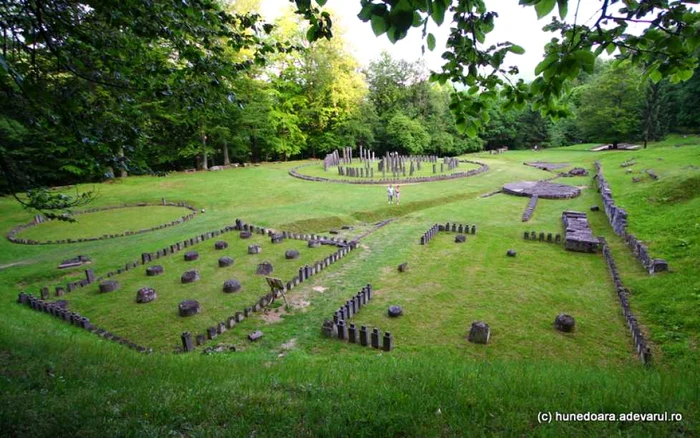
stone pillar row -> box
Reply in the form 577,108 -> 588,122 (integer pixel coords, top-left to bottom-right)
421,223 -> 477,245
320,284 -> 393,351
16,292 -> 152,353
523,231 -> 561,244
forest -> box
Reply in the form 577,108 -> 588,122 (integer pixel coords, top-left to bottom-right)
1,0 -> 698,190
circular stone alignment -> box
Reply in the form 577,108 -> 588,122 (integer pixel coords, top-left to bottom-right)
289,160 -> 489,185
502,181 -> 580,199
8,203 -> 197,245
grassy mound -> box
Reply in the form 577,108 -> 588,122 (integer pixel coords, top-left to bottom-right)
14,205 -> 194,242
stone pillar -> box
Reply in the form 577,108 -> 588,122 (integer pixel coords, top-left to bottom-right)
181,332 -> 194,352
383,332 -> 394,351
348,323 -> 357,343
359,325 -> 369,346
371,328 -> 381,348
337,320 -> 348,340
207,327 -> 217,340
85,269 -> 96,284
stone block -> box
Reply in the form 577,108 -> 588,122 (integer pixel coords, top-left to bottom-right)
256,261 -> 273,275
181,270 -> 200,284
468,321 -> 490,344
248,330 -> 264,342
554,313 -> 575,332
219,257 -> 234,267
99,281 -> 119,293
223,279 -> 241,293
136,287 -> 157,303
184,251 -> 199,261
179,300 -> 200,317
388,305 -> 403,317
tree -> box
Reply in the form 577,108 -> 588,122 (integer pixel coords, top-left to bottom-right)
268,9 -> 367,158
667,64 -> 700,132
576,63 -> 645,146
293,0 -> 700,135
0,0 -> 285,215
386,113 -> 430,154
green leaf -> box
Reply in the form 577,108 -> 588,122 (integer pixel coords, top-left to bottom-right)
427,33 -> 436,51
306,27 -> 316,42
510,44 -> 525,55
412,12 -> 423,27
371,15 -> 389,36
557,0 -> 568,19
535,0 -> 556,19
535,54 -> 558,75
316,0 -> 327,5
573,50 -> 596,74
677,68 -> 694,81
390,0 -> 415,32
648,69 -> 663,83
465,123 -> 477,138
431,0 -> 448,26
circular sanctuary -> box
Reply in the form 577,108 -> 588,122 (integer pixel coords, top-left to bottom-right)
7,202 -> 197,245
289,147 -> 489,184
502,181 -> 581,199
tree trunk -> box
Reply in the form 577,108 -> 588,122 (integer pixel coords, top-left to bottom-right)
223,140 -> 230,166
251,137 -> 258,163
198,127 -> 208,170
118,147 -> 127,178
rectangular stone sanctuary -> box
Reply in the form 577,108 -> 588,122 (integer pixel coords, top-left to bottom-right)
562,211 -> 600,253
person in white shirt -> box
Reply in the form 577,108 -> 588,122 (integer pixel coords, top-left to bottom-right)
387,185 -> 394,204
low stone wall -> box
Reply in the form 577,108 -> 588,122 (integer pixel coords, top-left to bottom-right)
321,284 -> 394,351
7,201 -> 198,245
595,161 -> 668,273
521,195 -> 538,222
420,222 -> 477,245
600,238 -> 652,365
16,292 -> 152,353
289,160 -> 489,185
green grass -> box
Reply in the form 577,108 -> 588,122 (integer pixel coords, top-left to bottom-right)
1,136 -> 699,435
62,233 -> 339,351
16,205 -> 193,241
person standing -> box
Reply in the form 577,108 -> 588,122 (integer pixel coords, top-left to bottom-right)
387,184 -> 394,204
395,185 -> 401,205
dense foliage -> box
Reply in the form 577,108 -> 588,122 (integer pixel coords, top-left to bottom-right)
1,0 -> 699,215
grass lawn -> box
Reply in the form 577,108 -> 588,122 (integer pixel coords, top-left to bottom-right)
16,205 -> 194,241
1,136 -> 699,436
